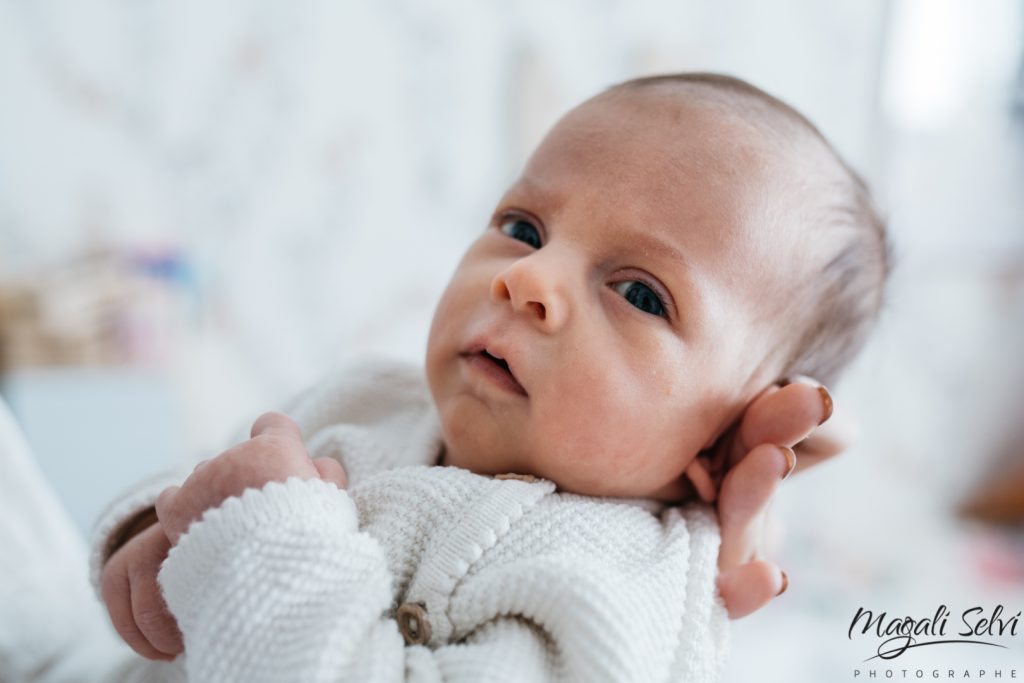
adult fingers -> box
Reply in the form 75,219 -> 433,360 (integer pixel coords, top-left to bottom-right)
129,524 -> 183,656
717,443 -> 794,571
717,560 -> 787,620
789,406 -> 859,475
100,527 -> 176,661
250,411 -> 303,442
728,381 -> 832,469
312,457 -> 348,489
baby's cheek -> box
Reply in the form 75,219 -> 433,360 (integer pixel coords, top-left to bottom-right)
542,390 -> 635,458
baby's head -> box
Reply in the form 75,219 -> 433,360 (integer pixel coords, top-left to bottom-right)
425,73 -> 890,501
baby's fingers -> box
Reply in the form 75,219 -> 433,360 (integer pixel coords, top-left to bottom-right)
717,560 -> 787,619
156,483 -> 210,546
101,524 -> 178,661
717,443 -> 794,571
250,411 -> 303,442
312,457 -> 348,489
155,485 -> 185,546
129,525 -> 183,657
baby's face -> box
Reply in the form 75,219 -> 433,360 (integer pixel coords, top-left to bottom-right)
426,89 -> 811,500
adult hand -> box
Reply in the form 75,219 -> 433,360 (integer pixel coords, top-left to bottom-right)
701,377 -> 856,619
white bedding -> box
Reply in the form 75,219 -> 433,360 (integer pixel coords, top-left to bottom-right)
0,397 -> 134,682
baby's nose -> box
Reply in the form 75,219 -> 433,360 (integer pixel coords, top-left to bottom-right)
490,260 -> 568,332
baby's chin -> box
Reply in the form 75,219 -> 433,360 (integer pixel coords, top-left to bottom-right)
439,437 -> 693,502
552,471 -> 692,502
437,439 -> 532,478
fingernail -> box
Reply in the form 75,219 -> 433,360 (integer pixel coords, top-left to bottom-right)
780,446 -> 797,480
817,386 -> 833,426
777,570 -> 789,596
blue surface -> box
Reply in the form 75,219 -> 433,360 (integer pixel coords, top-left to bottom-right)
0,369 -> 184,537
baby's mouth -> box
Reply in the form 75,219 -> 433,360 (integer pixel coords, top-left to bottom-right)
481,350 -> 511,373
463,345 -> 528,396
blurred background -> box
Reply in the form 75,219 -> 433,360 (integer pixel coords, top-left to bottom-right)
1,0 -> 1022,679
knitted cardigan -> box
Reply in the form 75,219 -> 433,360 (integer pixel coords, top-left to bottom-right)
89,359 -> 729,682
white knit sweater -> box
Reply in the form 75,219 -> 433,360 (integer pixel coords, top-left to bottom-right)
89,359 -> 729,682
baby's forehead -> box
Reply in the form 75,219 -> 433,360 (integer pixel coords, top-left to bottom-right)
592,84 -> 773,142
514,80 -> 844,260
570,86 -> 840,234
594,78 -> 802,143
544,95 -> 794,204
519,106 -> 783,234
578,82 -> 842,193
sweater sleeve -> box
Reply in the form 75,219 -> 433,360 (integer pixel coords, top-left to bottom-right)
88,465 -> 192,598
156,478 -> 577,683
87,367 -> 338,598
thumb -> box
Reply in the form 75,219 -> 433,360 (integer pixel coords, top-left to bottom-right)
250,411 -> 304,442
312,457 -> 348,490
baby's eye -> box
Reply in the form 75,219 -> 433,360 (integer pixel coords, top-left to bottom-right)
499,218 -> 542,249
613,281 -> 668,319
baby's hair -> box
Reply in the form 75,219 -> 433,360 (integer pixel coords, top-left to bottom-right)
605,73 -> 893,388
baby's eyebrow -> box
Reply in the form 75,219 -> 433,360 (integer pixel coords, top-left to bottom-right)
510,181 -> 690,271
621,229 -> 706,336
511,177 -> 688,262
622,229 -> 687,266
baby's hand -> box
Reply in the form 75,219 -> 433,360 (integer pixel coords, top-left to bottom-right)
100,412 -> 346,661
101,519 -> 181,660
155,412 -> 348,545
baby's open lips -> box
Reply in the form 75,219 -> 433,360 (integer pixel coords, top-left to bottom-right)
481,349 -> 511,373
462,343 -> 528,395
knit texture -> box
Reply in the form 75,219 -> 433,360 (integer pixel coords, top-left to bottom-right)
91,358 -> 730,682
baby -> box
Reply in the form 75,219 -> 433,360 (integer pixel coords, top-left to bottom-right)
92,73 -> 889,682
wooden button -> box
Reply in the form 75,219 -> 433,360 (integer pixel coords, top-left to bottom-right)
396,602 -> 431,646
493,473 -> 539,483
